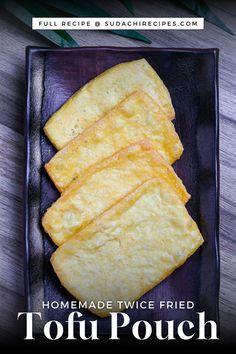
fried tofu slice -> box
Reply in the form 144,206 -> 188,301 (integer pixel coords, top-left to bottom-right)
42,141 -> 190,246
51,178 -> 203,317
44,58 -> 175,150
45,91 -> 183,192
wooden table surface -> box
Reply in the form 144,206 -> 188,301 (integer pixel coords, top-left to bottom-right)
0,0 -> 235,344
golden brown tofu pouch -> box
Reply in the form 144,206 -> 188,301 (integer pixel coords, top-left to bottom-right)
42,141 -> 190,246
44,58 -> 175,149
45,91 -> 183,192
51,178 -> 203,317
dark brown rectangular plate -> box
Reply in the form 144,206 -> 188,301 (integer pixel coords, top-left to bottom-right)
24,47 -> 219,338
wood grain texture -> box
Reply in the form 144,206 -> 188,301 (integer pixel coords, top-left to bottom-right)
0,0 -> 235,344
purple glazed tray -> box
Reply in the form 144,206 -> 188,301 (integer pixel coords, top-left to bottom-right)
24,46 -> 219,339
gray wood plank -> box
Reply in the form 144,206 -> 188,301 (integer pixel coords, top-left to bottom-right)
0,0 -> 235,343
0,123 -> 25,342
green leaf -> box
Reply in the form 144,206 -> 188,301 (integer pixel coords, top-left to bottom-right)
41,0 -> 99,18
177,0 -> 234,35
22,0 -> 78,46
41,0 -> 151,43
1,0 -> 78,47
120,0 -> 134,15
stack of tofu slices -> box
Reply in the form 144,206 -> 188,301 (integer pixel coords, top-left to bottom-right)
42,59 -> 203,318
